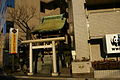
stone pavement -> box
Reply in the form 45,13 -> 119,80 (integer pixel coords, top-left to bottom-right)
14,75 -> 120,80
1,74 -> 120,80
1,71 -> 120,80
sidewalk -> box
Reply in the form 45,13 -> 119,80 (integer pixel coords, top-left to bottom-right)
5,71 -> 120,80
6,71 -> 90,80
2,72 -> 120,80
1,75 -> 120,80
6,75 -> 120,80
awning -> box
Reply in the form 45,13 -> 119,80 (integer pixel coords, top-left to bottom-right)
31,14 -> 66,34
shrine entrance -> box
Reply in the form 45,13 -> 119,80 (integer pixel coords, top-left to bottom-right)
21,37 -> 65,76
21,14 -> 72,76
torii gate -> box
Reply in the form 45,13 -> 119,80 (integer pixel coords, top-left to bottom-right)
21,37 -> 65,76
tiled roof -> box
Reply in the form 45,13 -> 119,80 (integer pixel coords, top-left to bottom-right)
31,14 -> 66,34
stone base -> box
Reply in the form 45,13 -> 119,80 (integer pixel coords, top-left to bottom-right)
28,72 -> 33,75
52,72 -> 59,76
72,62 -> 91,73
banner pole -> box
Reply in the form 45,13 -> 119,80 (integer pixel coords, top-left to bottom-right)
12,54 -> 14,72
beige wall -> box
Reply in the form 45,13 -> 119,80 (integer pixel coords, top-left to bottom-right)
89,10 -> 120,38
72,0 -> 90,60
40,0 -> 61,17
90,43 -> 103,61
15,0 -> 40,40
88,9 -> 120,61
0,34 -> 4,67
40,8 -> 60,17
6,0 -> 66,41
14,0 -> 63,40
15,0 -> 40,26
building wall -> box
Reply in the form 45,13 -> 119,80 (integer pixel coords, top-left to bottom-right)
0,34 -> 4,67
89,10 -> 120,38
14,0 -> 64,40
0,0 -> 7,32
7,0 -> 37,40
88,9 -> 120,61
72,0 -> 90,60
40,0 -> 68,18
90,44 -> 102,61
71,0 -> 120,62
89,39 -> 104,61
40,0 -> 61,17
0,0 -> 7,67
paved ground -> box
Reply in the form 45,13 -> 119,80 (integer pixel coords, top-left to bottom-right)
1,75 -> 120,80
0,74 -> 119,80
0,69 -> 120,80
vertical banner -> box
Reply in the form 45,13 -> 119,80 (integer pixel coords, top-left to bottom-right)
9,28 -> 18,54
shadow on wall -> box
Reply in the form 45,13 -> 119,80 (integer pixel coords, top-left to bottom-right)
40,0 -> 68,13
89,38 -> 106,58
86,0 -> 120,10
89,38 -> 120,58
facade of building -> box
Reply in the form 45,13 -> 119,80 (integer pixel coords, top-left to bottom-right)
0,0 -> 7,67
71,0 -> 120,78
1,0 -> 120,78
4,0 -> 69,75
0,0 -> 7,32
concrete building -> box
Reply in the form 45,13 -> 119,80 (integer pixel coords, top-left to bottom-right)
1,0 -> 120,78
4,0 -> 70,75
71,0 -> 120,78
0,0 -> 7,67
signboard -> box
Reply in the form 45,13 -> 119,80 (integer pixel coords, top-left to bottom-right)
105,34 -> 120,54
9,28 -> 18,54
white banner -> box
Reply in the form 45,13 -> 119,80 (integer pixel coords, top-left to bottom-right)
105,34 -> 120,54
9,28 -> 18,54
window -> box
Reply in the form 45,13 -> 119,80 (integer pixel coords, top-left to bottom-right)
6,21 -> 14,33
7,0 -> 14,8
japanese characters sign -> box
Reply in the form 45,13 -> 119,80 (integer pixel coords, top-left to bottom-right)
9,28 -> 18,54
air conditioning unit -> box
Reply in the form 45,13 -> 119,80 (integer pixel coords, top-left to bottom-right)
104,34 -> 120,54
